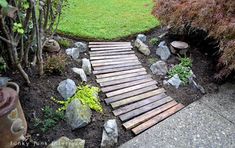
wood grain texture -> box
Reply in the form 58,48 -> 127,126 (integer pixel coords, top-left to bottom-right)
111,88 -> 166,108
96,71 -> 147,83
89,44 -> 131,48
91,57 -> 138,64
90,46 -> 132,51
119,96 -> 174,121
89,42 -> 131,45
105,85 -> 158,104
90,54 -> 136,60
90,51 -> 134,57
106,81 -> 157,97
93,65 -> 142,75
92,59 -> 140,67
101,78 -> 153,92
123,101 -> 178,130
112,93 -> 167,116
93,63 -> 141,71
89,48 -> 132,54
132,103 -> 184,135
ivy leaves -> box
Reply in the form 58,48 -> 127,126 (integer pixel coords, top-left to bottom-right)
13,23 -> 24,34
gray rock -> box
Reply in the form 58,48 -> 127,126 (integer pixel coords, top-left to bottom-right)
74,42 -> 87,53
47,136 -> 85,148
44,39 -> 60,52
136,34 -> 147,42
66,48 -> 80,60
101,119 -> 118,148
134,39 -> 150,56
156,41 -> 171,60
72,68 -> 87,82
167,74 -> 182,89
150,61 -> 168,75
57,79 -> 76,100
82,58 -> 92,75
65,99 -> 91,130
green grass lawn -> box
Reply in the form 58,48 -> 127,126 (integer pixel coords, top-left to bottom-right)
58,0 -> 159,40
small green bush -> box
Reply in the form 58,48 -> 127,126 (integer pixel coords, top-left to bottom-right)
149,37 -> 159,46
44,54 -> 67,75
58,39 -> 71,48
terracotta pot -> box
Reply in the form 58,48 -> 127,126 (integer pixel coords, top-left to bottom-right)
0,82 -> 27,148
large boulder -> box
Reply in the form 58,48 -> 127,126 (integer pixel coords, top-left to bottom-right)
136,34 -> 147,42
47,136 -> 85,148
150,61 -> 168,75
101,119 -> 118,148
57,79 -> 76,100
82,58 -> 92,75
72,68 -> 87,82
134,39 -> 150,56
65,99 -> 91,130
74,42 -> 88,53
66,48 -> 80,60
156,41 -> 171,60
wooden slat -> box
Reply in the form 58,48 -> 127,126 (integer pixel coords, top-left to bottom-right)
96,71 -> 147,83
101,78 -> 153,92
90,54 -> 136,60
89,44 -> 131,48
111,88 -> 166,108
106,81 -> 157,97
123,101 -> 178,130
105,85 -> 158,104
132,103 -> 184,135
91,57 -> 138,64
92,59 -> 140,67
93,63 -> 141,71
90,51 -> 135,57
112,93 -> 167,116
89,42 -> 131,45
90,46 -> 132,51
119,97 -> 174,121
96,68 -> 146,79
93,65 -> 142,75
90,48 -> 132,54
100,75 -> 152,87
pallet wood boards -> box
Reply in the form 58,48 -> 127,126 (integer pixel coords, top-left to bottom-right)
89,42 -> 184,135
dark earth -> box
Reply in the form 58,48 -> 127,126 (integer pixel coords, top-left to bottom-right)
4,27 -> 221,148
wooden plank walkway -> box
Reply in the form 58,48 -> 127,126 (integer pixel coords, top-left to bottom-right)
89,42 -> 184,135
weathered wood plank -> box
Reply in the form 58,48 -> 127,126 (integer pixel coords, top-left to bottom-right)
91,57 -> 138,64
89,42 -> 131,45
100,75 -> 152,87
89,44 -> 131,48
119,96 -> 174,121
93,63 -> 141,71
90,54 -> 136,60
132,103 -> 184,135
92,59 -> 140,67
90,48 -> 132,54
101,78 -> 153,92
93,65 -> 142,75
96,71 -> 147,83
123,101 -> 178,130
90,46 -> 132,51
106,81 -> 157,97
96,68 -> 146,79
90,51 -> 135,57
111,88 -> 166,108
105,85 -> 158,104
112,93 -> 167,116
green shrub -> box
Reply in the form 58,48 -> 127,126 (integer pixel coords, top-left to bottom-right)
44,54 -> 67,75
58,39 -> 71,48
179,57 -> 192,67
149,37 -> 159,46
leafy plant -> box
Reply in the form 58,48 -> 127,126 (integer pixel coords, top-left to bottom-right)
52,84 -> 102,113
44,54 -> 67,75
58,39 -> 71,48
33,106 -> 64,133
149,37 -> 159,46
13,23 -> 24,34
179,57 -> 192,67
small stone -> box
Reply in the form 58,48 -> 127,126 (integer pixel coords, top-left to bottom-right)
167,74 -> 182,89
47,136 -> 85,148
65,99 -> 91,130
156,41 -> 171,60
101,119 -> 118,148
44,39 -> 60,52
74,42 -> 88,53
136,34 -> 147,42
163,80 -> 169,85
150,60 -> 168,75
66,48 -> 80,60
82,58 -> 92,75
57,79 -> 76,100
171,41 -> 189,49
72,68 -> 87,82
134,39 -> 150,56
